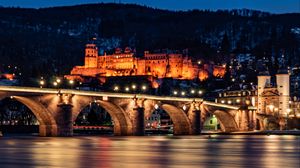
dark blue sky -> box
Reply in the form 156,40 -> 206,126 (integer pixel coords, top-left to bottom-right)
1,0 -> 299,14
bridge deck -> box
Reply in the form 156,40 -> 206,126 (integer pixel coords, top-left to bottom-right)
0,86 -> 240,109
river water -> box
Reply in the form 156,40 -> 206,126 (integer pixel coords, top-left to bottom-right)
0,135 -> 299,168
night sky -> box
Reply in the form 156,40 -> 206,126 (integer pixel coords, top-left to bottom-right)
0,0 -> 299,14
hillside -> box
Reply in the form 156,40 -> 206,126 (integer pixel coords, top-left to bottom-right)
0,3 -> 299,78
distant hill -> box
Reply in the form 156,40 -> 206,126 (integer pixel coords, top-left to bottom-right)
0,3 -> 299,78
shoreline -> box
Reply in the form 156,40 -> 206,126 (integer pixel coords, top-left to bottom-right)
201,130 -> 300,135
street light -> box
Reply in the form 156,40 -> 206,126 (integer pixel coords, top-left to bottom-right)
141,85 -> 147,91
190,90 -> 195,94
198,90 -> 203,95
53,81 -> 58,87
181,91 -> 186,96
125,87 -> 130,92
69,80 -> 74,89
114,86 -> 119,91
173,91 -> 178,95
132,84 -> 136,90
56,78 -> 61,84
39,80 -> 45,88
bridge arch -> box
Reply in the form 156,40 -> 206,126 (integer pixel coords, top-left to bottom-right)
212,110 -> 238,132
74,100 -> 133,135
0,96 -> 57,136
201,104 -> 238,132
160,104 -> 191,135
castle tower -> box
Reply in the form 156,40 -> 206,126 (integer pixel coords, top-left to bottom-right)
257,70 -> 271,114
84,44 -> 98,68
276,69 -> 290,116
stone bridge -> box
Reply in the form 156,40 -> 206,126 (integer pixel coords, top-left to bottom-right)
0,86 -> 254,136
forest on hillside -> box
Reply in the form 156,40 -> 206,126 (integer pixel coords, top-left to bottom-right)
0,3 -> 299,79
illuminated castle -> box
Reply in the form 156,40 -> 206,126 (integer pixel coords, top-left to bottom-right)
67,43 -> 226,81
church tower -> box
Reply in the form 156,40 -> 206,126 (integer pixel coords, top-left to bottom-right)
84,44 -> 98,68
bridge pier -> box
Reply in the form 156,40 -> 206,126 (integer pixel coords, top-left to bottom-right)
56,104 -> 73,136
131,107 -> 145,135
39,124 -> 57,136
190,110 -> 201,135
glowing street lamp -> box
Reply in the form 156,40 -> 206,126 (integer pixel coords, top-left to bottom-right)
39,80 -> 45,88
53,81 -> 58,87
173,91 -> 178,95
198,90 -> 203,95
190,90 -> 195,94
141,85 -> 147,91
181,91 -> 186,96
114,86 -> 119,91
69,80 -> 74,85
125,87 -> 130,92
132,84 -> 136,90
56,78 -> 61,84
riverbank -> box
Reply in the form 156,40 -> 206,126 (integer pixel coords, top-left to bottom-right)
201,130 -> 300,135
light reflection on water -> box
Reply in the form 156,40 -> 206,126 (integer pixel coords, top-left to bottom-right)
0,135 -> 299,168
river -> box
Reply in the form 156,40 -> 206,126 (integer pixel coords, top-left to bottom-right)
0,135 -> 299,168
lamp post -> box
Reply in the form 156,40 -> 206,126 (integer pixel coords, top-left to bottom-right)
69,80 -> 74,89
190,89 -> 195,94
39,80 -> 45,88
141,85 -> 147,92
173,91 -> 178,96
54,78 -> 61,89
53,81 -> 58,88
114,86 -> 119,91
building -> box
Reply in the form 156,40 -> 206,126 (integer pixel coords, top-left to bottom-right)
257,69 -> 290,117
216,84 -> 257,107
66,43 -> 226,82
215,84 -> 257,130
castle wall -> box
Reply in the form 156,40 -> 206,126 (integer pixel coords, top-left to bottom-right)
182,58 -> 198,80
213,65 -> 226,77
169,54 -> 183,78
136,59 -> 146,75
69,43 -> 222,81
